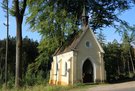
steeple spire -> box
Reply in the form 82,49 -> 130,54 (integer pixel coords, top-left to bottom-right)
82,3 -> 89,27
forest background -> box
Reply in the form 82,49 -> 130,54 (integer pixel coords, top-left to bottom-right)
0,0 -> 135,89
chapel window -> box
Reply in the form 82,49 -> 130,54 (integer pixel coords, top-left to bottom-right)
65,62 -> 68,75
56,63 -> 58,71
86,41 -> 91,48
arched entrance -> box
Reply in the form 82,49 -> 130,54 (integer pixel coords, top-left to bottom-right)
82,59 -> 93,83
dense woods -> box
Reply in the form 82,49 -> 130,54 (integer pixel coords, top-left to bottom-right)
0,0 -> 135,89
104,41 -> 135,83
0,37 -> 39,87
0,36 -> 135,87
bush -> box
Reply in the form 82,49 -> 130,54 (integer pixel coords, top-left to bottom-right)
24,70 -> 49,86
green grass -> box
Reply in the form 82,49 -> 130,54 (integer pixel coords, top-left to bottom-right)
0,83 -> 105,91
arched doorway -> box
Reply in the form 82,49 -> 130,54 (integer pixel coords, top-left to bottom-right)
82,59 -> 93,83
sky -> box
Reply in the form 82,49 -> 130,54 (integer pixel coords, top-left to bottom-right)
101,6 -> 135,43
0,2 -> 135,43
0,1 -> 41,42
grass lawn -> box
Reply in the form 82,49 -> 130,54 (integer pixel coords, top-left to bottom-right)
0,83 -> 103,91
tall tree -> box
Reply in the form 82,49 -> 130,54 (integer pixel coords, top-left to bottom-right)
26,0 -> 135,77
117,23 -> 135,75
1,0 -> 9,86
104,40 -> 121,82
12,0 -> 27,87
97,30 -> 106,46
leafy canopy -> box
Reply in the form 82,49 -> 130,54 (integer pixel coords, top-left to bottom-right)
26,0 -> 135,75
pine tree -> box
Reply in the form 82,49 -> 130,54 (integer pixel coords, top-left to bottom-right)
1,0 -> 9,86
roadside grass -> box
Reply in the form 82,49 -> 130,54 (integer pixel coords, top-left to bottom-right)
0,83 -> 107,91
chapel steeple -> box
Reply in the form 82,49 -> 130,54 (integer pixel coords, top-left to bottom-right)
82,3 -> 89,27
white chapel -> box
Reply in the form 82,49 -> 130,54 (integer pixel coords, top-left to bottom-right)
49,6 -> 106,85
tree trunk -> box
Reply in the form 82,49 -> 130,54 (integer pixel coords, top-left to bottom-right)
129,50 -> 135,74
123,56 -> 126,74
0,57 -> 2,80
5,0 -> 9,86
14,0 -> 27,87
15,19 -> 22,87
118,64 -> 120,75
127,59 -> 130,75
117,59 -> 120,75
122,54 -> 125,74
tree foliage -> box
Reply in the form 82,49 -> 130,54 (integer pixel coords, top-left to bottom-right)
97,30 -> 106,46
0,37 -> 39,86
104,40 -> 135,83
26,0 -> 135,80
27,0 -> 134,30
104,23 -> 135,82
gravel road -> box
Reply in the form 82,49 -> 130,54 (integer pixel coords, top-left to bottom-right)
87,81 -> 135,91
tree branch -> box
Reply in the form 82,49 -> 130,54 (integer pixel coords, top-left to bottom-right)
21,0 -> 27,16
14,0 -> 19,16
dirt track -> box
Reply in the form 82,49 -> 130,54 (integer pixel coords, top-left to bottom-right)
87,81 -> 135,91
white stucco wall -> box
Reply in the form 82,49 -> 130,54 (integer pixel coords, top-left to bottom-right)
50,51 -> 74,85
